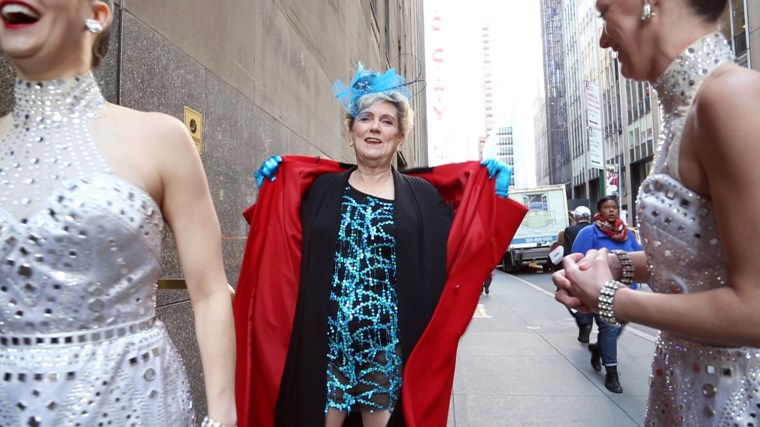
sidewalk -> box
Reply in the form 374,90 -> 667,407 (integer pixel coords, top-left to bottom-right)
447,270 -> 656,426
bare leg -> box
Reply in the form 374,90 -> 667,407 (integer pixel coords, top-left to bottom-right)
325,408 -> 348,427
361,409 -> 392,427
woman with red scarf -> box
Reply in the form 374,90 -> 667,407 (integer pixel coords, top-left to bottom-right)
571,195 -> 641,394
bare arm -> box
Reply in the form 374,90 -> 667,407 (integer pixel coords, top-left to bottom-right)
563,68 -> 760,347
155,116 -> 237,424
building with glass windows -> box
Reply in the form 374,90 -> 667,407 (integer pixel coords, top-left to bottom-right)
537,0 -> 572,188
721,0 -> 756,69
483,125 -> 518,188
536,0 -> 758,225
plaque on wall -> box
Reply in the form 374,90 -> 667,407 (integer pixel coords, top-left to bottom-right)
183,106 -> 203,154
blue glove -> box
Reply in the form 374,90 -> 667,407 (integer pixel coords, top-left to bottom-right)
480,158 -> 513,198
254,155 -> 283,187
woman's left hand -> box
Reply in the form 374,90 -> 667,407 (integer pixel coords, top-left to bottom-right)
557,249 -> 614,312
480,158 -> 513,198
553,263 -> 590,312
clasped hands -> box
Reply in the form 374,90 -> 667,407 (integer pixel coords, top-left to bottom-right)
553,248 -> 617,313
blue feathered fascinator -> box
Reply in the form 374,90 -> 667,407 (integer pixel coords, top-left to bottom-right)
333,63 -> 413,117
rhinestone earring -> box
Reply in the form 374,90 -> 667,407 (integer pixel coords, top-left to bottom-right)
85,19 -> 103,34
641,1 -> 655,22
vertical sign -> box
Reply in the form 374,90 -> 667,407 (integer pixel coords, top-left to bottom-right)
184,106 -> 203,154
585,80 -> 603,169
425,1 -> 449,165
429,12 -> 445,122
606,164 -> 619,194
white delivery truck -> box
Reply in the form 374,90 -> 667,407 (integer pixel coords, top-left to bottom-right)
501,184 -> 568,272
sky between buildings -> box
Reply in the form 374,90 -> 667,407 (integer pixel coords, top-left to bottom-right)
423,0 -> 542,187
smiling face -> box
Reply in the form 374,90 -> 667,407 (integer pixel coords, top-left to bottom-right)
595,0 -> 654,81
349,100 -> 405,168
0,0 -> 109,79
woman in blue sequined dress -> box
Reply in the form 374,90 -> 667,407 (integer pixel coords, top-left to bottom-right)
0,1 -> 236,425
554,0 -> 760,425
255,65 -> 512,426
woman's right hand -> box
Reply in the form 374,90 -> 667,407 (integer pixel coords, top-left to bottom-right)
554,252 -> 589,312
480,158 -> 513,198
254,155 -> 283,187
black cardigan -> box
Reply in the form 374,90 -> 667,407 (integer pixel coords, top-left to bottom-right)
275,167 -> 454,426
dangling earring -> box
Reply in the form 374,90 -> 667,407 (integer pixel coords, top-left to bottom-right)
641,1 -> 655,22
85,19 -> 103,34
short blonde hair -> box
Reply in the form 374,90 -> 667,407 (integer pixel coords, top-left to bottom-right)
345,91 -> 415,135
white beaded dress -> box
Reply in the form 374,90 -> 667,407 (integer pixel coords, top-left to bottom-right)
0,73 -> 194,425
638,32 -> 760,426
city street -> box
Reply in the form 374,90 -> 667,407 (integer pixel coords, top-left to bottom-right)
448,270 -> 658,426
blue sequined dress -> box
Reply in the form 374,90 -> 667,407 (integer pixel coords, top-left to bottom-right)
0,74 -> 194,425
640,32 -> 760,425
325,185 -> 402,413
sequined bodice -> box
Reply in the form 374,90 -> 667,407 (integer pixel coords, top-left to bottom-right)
637,33 -> 760,427
0,74 -> 192,426
637,33 -> 734,295
0,175 -> 163,335
0,74 -> 163,335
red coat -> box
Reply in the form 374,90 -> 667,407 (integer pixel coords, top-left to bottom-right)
233,156 -> 527,426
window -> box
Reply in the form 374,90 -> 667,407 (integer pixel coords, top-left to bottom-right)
721,1 -> 749,65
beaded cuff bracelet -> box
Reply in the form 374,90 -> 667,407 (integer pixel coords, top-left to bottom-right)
611,249 -> 634,286
599,280 -> 627,327
201,416 -> 235,427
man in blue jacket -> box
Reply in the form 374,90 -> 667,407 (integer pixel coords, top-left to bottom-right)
562,206 -> 593,342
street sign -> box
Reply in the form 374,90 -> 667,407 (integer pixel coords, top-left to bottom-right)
585,80 -> 603,169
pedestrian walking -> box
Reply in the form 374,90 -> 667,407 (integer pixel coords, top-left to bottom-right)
482,270 -> 495,295
562,206 -> 594,343
570,196 -> 641,393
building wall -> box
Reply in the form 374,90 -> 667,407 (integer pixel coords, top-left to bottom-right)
538,0 -> 571,188
746,0 -> 759,70
542,0 -> 756,226
483,124 -> 517,186
0,0 -> 426,418
534,94 -> 549,184
562,0 -> 604,200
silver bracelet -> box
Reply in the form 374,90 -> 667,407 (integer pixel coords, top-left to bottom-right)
611,249 -> 634,286
201,416 -> 235,427
598,280 -> 627,327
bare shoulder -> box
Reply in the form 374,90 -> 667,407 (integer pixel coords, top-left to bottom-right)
107,104 -> 195,154
696,65 -> 760,128
693,65 -> 760,183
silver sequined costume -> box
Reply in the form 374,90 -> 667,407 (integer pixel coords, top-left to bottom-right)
0,74 -> 194,425
639,32 -> 760,426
